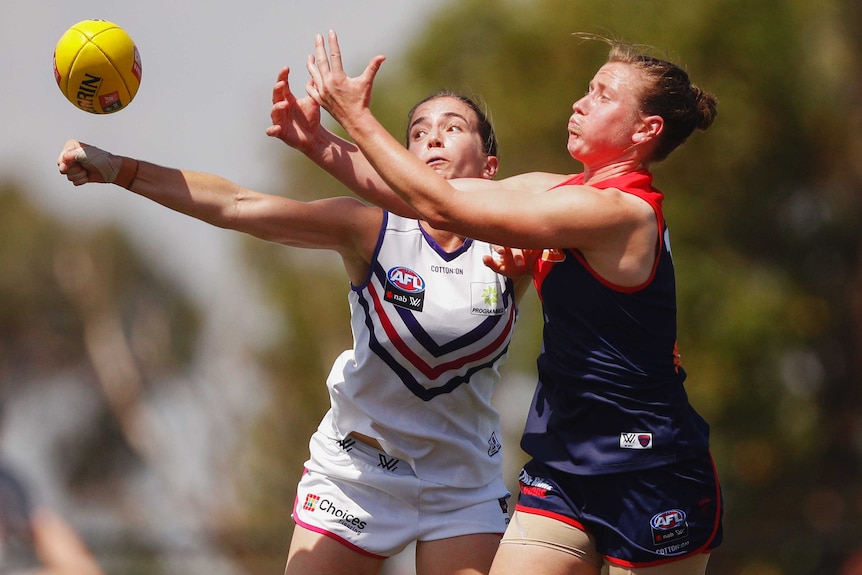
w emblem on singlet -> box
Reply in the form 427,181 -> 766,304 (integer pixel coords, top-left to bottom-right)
378,454 -> 400,471
620,432 -> 653,449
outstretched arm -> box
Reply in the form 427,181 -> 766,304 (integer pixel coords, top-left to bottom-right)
56,140 -> 381,279
305,30 -> 655,256
266,66 -> 418,217
303,31 -> 531,246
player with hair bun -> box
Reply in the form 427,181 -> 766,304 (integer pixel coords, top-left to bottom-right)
307,30 -> 724,575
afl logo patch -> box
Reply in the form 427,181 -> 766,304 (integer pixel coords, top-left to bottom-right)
385,266 -> 426,311
650,509 -> 690,554
387,267 -> 426,292
651,509 -> 686,531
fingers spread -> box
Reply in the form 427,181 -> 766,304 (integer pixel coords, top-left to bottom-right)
326,29 -> 343,73
313,33 -> 329,74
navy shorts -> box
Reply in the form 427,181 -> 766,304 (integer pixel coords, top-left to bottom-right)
514,452 -> 722,568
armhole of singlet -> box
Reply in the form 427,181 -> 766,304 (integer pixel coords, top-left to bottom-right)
350,210 -> 389,291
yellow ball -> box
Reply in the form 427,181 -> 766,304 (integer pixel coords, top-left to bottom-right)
53,20 -> 142,114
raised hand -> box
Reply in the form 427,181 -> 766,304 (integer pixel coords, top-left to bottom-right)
265,66 -> 323,155
304,30 -> 386,129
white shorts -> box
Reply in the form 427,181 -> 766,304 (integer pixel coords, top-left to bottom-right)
292,431 -> 511,557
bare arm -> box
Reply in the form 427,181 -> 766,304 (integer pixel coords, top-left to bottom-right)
306,31 -> 659,285
266,66 -> 419,217
56,140 -> 381,282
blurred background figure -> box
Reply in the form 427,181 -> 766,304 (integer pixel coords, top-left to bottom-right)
1,460 -> 103,575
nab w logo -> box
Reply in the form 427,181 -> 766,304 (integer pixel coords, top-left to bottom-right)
378,454 -> 400,472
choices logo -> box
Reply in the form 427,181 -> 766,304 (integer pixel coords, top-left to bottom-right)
303,493 -> 320,512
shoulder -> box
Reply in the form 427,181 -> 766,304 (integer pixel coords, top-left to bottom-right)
498,171 -> 574,192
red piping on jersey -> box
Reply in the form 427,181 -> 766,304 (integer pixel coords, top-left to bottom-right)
533,170 -> 666,296
366,280 -> 516,380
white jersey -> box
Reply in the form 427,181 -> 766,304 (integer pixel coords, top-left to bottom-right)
318,213 -> 517,487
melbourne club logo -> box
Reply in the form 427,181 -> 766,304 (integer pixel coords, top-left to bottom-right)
385,266 -> 426,311
620,432 -> 653,449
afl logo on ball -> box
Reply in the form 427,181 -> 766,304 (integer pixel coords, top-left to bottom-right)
385,266 -> 426,312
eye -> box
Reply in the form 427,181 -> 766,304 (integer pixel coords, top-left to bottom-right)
411,128 -> 428,140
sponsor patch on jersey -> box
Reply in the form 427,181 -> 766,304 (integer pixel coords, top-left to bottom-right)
620,432 -> 653,449
498,497 -> 510,519
471,281 -> 505,316
385,266 -> 426,311
305,493 -> 369,533
650,508 -> 690,555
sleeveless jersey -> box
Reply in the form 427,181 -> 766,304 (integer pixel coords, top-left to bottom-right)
521,170 -> 710,475
319,213 -> 517,487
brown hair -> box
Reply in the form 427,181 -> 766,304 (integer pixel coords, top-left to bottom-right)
405,91 -> 499,158
578,34 -> 718,162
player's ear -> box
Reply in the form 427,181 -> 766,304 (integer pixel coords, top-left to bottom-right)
482,156 -> 499,179
633,115 -> 663,144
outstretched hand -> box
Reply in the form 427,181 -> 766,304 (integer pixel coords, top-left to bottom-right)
56,140 -> 120,186
304,30 -> 386,129
265,66 -> 323,154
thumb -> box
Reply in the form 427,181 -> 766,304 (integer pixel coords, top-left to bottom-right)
361,55 -> 386,85
76,144 -> 122,183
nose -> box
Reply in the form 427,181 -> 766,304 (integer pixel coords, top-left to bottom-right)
572,95 -> 588,115
426,128 -> 444,148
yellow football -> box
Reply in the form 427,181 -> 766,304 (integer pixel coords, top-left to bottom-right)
54,20 -> 142,114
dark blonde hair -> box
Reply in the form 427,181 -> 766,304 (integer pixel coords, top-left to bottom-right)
405,91 -> 499,158
578,34 -> 718,162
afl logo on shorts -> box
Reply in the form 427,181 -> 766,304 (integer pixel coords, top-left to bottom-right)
651,509 -> 686,530
650,509 -> 690,554
385,266 -> 426,312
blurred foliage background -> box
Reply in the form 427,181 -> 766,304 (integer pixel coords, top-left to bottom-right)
2,0 -> 862,573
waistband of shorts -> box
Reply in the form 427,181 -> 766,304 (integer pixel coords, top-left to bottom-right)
337,434 -> 413,476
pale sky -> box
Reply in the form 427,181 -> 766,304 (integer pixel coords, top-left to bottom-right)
0,0 -> 445,539
1,0 -> 440,301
